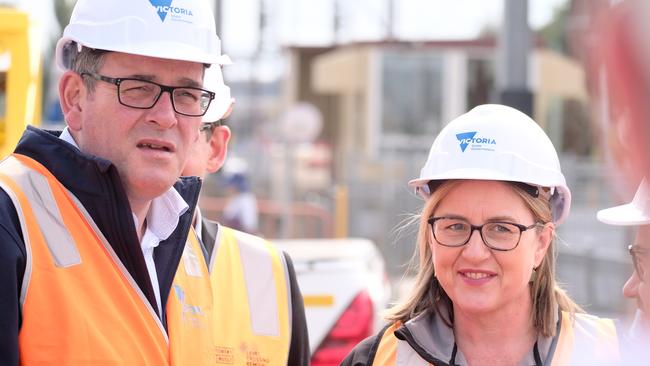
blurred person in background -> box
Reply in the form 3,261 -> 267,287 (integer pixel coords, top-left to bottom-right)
584,0 -> 650,361
597,179 -> 650,362
583,0 -> 650,193
181,65 -> 309,365
221,171 -> 259,234
342,104 -> 620,365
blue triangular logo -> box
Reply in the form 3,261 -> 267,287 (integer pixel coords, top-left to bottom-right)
149,0 -> 173,22
456,131 -> 477,152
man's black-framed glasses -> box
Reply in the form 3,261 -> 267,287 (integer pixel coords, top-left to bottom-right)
81,72 -> 215,117
629,245 -> 649,280
428,217 -> 541,252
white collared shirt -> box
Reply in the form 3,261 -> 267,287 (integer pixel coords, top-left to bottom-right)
60,127 -> 188,315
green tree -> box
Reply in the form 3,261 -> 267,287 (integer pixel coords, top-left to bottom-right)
54,0 -> 75,30
538,2 -> 570,56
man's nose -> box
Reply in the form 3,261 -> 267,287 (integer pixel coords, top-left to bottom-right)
623,271 -> 641,299
148,90 -> 178,128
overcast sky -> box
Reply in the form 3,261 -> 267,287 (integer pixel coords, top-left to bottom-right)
4,0 -> 568,82
221,0 -> 569,56
5,0 -> 567,54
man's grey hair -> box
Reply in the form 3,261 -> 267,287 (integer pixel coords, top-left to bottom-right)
65,42 -> 109,93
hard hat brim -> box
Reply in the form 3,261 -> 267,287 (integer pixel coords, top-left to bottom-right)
55,37 -> 229,71
408,168 -> 563,194
409,172 -> 572,225
597,203 -> 650,226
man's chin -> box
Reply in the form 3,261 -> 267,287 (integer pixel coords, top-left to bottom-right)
129,175 -> 178,199
631,308 -> 650,338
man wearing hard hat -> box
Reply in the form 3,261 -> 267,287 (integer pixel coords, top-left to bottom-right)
0,1 -> 227,364
581,0 -> 650,361
598,180 -> 650,361
181,66 -> 310,365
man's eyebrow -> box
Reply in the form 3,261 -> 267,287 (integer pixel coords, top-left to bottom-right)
178,77 -> 202,88
127,74 -> 202,88
129,74 -> 155,81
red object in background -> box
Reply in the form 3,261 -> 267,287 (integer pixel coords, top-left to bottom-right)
310,291 -> 374,366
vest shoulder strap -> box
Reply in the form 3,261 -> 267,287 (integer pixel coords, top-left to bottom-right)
551,311 -> 620,366
214,225 -> 291,337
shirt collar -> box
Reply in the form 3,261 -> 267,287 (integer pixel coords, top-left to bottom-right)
59,127 -> 80,149
146,187 -> 189,243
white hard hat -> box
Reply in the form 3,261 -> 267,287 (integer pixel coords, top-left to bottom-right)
202,60 -> 234,122
598,179 -> 650,225
55,0 -> 230,70
409,104 -> 572,224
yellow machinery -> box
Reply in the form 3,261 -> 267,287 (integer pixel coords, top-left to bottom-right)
0,7 -> 42,158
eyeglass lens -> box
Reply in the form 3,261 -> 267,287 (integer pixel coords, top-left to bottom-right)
431,218 -> 524,251
118,79 -> 212,116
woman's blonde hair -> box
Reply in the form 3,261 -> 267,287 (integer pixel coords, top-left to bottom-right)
384,180 -> 581,337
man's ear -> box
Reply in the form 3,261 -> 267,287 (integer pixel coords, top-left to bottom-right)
59,70 -> 87,132
206,125 -> 231,173
221,100 -> 235,120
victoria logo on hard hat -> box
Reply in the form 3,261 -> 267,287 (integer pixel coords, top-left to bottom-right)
456,131 -> 496,152
149,0 -> 194,23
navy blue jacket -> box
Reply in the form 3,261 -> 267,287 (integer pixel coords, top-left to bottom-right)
0,126 -> 201,365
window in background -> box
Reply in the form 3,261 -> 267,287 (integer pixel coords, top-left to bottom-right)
381,51 -> 443,149
466,56 -> 494,110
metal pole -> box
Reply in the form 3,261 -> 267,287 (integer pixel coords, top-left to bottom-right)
333,0 -> 341,44
213,0 -> 222,37
386,0 -> 395,41
498,0 -> 533,116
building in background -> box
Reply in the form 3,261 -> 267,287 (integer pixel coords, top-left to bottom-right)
277,36 -> 630,317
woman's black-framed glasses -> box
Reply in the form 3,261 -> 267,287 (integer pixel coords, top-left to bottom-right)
81,72 -> 215,117
428,217 -> 542,252
629,245 -> 649,280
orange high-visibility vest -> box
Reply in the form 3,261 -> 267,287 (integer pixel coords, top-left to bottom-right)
371,311 -> 620,365
0,154 -> 213,365
209,226 -> 292,365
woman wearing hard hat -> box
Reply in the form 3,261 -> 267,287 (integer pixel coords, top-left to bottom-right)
342,104 -> 620,365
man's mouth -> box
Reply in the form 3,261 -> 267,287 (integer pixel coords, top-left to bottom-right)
137,142 -> 171,152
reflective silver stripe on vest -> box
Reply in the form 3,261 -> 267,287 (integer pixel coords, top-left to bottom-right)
396,340 -> 430,366
234,230 -> 281,336
66,191 -> 169,342
183,232 -> 203,277
0,158 -> 34,307
0,156 -> 80,268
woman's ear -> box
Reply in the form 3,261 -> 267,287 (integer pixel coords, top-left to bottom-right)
59,70 -> 86,131
534,222 -> 554,267
205,125 -> 231,173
